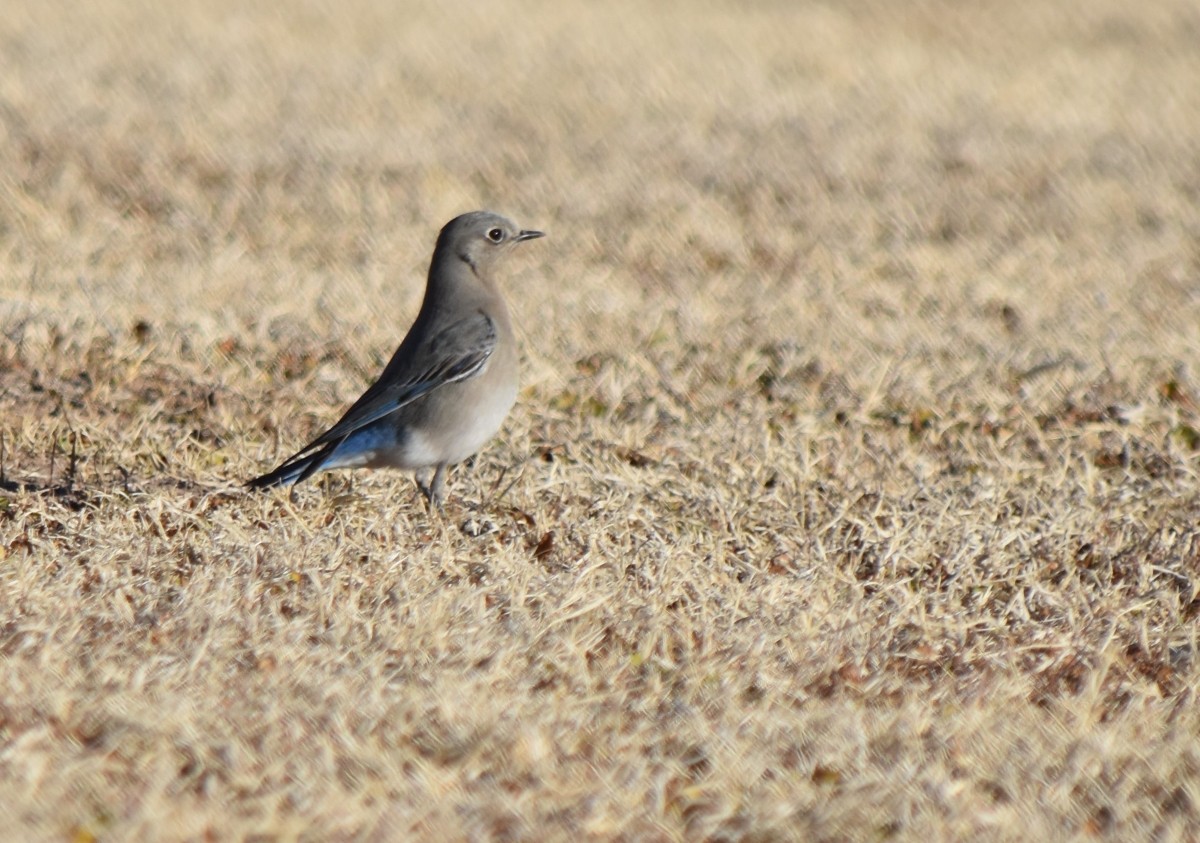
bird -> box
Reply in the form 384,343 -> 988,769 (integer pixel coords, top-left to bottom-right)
247,210 -> 544,507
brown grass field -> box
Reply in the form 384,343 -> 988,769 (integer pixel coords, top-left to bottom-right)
2,0 -> 1200,839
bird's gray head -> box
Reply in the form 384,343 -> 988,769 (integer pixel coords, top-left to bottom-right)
435,211 -> 544,277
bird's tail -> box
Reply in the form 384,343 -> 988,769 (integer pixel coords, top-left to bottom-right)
246,442 -> 336,490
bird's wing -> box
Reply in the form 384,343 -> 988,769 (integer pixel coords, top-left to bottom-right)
282,310 -> 499,459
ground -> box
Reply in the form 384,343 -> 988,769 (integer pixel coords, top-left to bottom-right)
1,0 -> 1199,840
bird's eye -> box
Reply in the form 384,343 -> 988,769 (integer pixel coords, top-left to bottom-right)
487,227 -> 505,243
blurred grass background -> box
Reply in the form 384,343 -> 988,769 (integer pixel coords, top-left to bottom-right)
1,1 -> 1199,840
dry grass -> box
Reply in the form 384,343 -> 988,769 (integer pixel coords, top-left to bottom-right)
2,0 -> 1200,839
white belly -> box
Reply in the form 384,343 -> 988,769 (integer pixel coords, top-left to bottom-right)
438,376 -> 518,465
322,375 -> 517,471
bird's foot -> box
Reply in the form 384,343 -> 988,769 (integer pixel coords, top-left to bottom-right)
418,464 -> 448,512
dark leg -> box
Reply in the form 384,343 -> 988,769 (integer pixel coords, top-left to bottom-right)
425,462 -> 448,510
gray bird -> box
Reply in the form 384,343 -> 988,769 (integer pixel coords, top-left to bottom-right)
248,210 -> 544,506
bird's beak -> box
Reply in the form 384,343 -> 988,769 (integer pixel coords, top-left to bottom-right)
516,229 -> 545,242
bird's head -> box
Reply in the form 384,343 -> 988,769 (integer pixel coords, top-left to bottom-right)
437,210 -> 544,277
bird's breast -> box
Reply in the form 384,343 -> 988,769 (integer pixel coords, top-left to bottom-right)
433,351 -> 518,465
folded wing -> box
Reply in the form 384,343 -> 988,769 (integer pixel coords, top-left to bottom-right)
247,310 -> 498,487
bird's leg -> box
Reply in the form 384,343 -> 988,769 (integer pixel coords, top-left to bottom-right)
423,463 -> 448,510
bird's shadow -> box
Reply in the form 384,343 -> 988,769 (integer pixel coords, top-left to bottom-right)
0,474 -> 93,511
